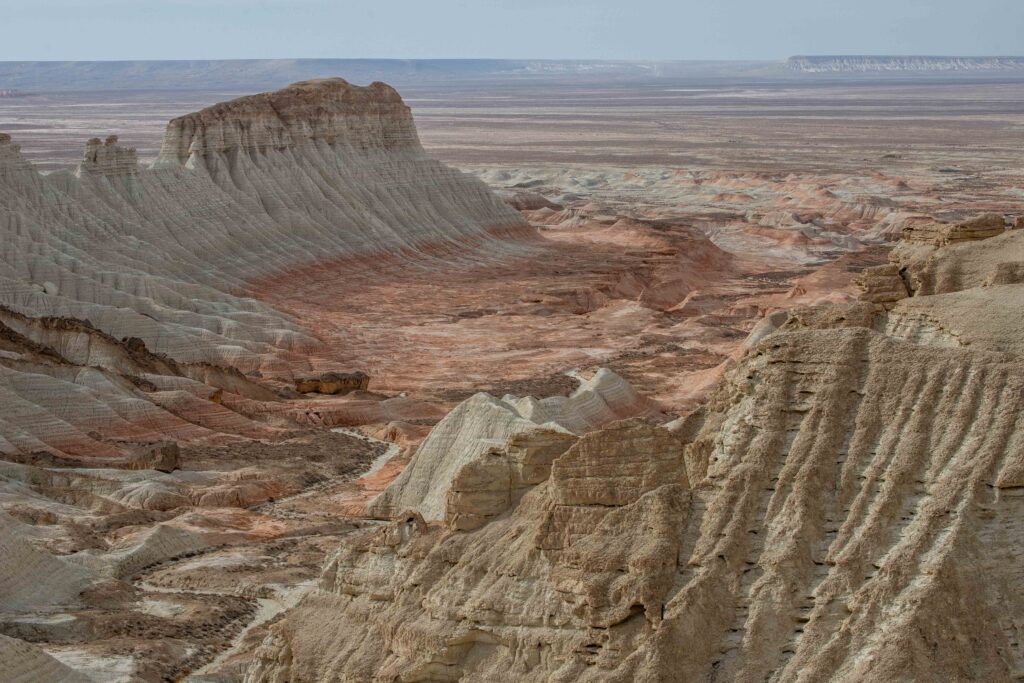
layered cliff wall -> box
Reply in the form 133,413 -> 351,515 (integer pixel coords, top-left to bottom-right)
789,55 -> 1024,73
246,227 -> 1024,683
0,78 -> 530,372
0,78 -> 533,461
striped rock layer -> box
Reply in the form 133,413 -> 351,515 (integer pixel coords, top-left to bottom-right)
246,231 -> 1024,682
0,78 -> 532,461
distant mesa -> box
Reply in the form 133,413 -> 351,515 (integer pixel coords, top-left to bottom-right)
788,55 -> 1024,73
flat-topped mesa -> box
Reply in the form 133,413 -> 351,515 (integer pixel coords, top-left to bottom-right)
155,78 -> 421,167
76,135 -> 139,178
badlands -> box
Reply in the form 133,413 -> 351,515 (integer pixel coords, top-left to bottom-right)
0,62 -> 1023,681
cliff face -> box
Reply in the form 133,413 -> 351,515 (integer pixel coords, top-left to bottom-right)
365,368 -> 659,524
155,78 -> 420,166
246,228 -> 1024,683
0,78 -> 528,371
76,135 -> 139,178
0,79 -> 532,462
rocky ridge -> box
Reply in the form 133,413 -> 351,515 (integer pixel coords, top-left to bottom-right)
2,71 -> 1023,681
0,78 -> 531,462
246,223 -> 1024,682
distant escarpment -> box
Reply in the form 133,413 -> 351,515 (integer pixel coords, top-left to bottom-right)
156,79 -> 420,165
789,55 -> 1024,73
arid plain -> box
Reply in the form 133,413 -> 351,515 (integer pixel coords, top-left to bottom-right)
5,75 -> 1021,410
2,69 -> 1024,681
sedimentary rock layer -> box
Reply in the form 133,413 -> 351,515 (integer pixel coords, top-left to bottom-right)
0,78 -> 529,373
367,368 -> 659,523
247,227 -> 1024,682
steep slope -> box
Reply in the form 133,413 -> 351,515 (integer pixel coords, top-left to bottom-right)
0,78 -> 534,463
0,634 -> 91,683
247,227 -> 1024,682
788,55 -> 1024,73
0,513 -> 95,612
0,78 -> 552,681
0,78 -> 529,373
366,368 -> 659,524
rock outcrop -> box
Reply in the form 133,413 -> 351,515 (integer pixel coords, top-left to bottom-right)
0,78 -> 529,374
155,79 -> 419,165
0,78 -> 534,463
76,135 -> 139,178
247,418 -> 689,683
899,212 -> 1007,247
853,263 -> 909,304
889,214 -> 1020,295
366,368 -> 660,523
246,229 -> 1024,683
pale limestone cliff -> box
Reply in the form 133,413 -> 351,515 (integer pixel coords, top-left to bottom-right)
248,321 -> 1024,682
155,79 -> 420,165
891,216 -> 1021,295
76,135 -> 139,178
366,368 -> 658,523
0,80 -> 528,374
0,79 -> 533,462
246,225 -> 1024,682
247,419 -> 688,682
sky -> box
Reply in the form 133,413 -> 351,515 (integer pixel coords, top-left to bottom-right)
2,0 -> 1023,62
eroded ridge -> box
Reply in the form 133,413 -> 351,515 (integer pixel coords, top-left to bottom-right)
247,227 -> 1024,682
0,79 -> 536,461
0,78 -> 530,374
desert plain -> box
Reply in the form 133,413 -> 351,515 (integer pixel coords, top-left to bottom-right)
1,63 -> 1023,681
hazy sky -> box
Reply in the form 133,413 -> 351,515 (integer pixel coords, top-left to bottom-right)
2,0 -> 1023,61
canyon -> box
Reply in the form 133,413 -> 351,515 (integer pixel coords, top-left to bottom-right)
0,63 -> 1022,681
